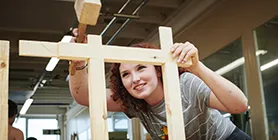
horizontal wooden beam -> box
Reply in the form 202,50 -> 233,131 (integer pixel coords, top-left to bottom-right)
19,37 -> 192,67
19,40 -> 58,58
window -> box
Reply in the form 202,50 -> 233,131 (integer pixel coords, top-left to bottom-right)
113,112 -> 128,131
28,119 -> 59,140
202,39 -> 251,134
255,15 -> 278,139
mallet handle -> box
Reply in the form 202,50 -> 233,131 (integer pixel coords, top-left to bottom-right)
69,23 -> 87,75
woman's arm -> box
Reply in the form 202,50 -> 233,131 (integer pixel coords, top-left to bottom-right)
68,61 -> 89,106
68,28 -> 123,112
69,63 -> 124,112
192,62 -> 248,114
171,42 -> 248,114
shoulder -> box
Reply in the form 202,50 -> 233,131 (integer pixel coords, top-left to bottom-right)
14,127 -> 23,134
179,72 -> 211,99
180,72 -> 197,80
179,72 -> 199,86
11,127 -> 24,140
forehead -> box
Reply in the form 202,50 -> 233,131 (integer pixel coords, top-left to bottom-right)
119,63 -> 138,71
119,63 -> 154,71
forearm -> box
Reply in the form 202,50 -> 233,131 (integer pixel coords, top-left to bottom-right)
69,62 -> 89,106
192,62 -> 248,113
68,65 -> 123,111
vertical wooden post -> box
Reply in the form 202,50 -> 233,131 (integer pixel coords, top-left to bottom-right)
131,118 -> 142,140
0,40 -> 9,140
159,27 -> 186,140
87,35 -> 109,140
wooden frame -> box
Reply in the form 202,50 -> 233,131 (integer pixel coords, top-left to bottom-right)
19,27 -> 191,140
0,40 -> 9,140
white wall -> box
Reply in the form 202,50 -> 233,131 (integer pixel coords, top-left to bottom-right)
65,104 -> 90,140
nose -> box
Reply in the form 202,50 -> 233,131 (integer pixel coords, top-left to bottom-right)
132,73 -> 140,84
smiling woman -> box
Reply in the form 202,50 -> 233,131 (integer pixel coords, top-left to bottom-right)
109,43 -> 187,113
69,38 -> 251,139
104,42 -> 250,139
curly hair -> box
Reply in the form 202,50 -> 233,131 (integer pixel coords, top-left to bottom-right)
109,43 -> 187,113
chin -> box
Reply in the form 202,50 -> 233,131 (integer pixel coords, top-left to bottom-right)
133,91 -> 151,99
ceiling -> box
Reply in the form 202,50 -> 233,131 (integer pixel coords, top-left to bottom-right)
1,0 -> 277,116
1,0 -> 217,107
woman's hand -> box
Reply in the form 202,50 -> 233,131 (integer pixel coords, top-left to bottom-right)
69,28 -> 87,75
170,42 -> 201,72
70,28 -> 87,66
71,28 -> 87,43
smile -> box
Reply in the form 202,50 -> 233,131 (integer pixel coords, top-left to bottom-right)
134,83 -> 146,90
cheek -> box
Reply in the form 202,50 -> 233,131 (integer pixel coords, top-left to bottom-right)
121,78 -> 132,90
148,74 -> 159,87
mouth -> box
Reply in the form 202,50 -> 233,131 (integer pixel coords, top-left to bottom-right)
133,83 -> 146,90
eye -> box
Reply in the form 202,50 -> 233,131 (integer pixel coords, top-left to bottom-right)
122,72 -> 129,77
137,65 -> 146,70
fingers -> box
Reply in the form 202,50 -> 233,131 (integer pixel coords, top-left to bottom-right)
72,28 -> 78,37
171,43 -> 185,58
83,35 -> 88,43
170,43 -> 180,53
172,43 -> 183,58
69,28 -> 86,67
177,42 -> 191,62
171,41 -> 198,64
70,28 -> 87,43
71,60 -> 86,66
184,46 -> 198,64
178,46 -> 191,63
70,37 -> 76,43
183,49 -> 194,63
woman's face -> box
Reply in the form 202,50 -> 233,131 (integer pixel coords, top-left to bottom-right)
119,63 -> 160,99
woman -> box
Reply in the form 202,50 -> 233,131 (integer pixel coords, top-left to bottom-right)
69,29 -> 251,140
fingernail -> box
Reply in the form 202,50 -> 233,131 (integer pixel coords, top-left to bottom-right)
171,48 -> 174,52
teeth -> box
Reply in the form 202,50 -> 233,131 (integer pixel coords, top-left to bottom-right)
135,85 -> 144,90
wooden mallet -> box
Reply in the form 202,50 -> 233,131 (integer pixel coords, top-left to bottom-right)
69,0 -> 102,75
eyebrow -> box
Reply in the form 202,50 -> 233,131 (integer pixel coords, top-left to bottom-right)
120,70 -> 128,75
120,64 -> 142,75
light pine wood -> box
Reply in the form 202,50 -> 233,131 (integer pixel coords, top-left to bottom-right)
131,118 -> 142,140
88,58 -> 109,140
19,40 -> 58,58
19,27 -> 192,140
71,0 -> 101,75
159,27 -> 186,140
87,35 -> 109,140
74,0 -> 101,25
0,40 -> 9,140
20,39 -> 192,67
